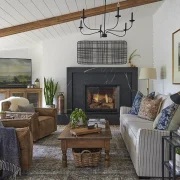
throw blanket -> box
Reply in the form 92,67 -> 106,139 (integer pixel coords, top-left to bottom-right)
0,127 -> 21,180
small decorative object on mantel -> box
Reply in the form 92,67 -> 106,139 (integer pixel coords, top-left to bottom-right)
34,78 -> 40,88
44,77 -> 58,108
128,49 -> 141,67
70,108 -> 87,128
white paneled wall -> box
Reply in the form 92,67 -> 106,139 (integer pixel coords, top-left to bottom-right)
153,0 -> 180,95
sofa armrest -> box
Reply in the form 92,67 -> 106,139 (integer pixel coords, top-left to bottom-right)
136,128 -> 170,177
120,106 -> 131,115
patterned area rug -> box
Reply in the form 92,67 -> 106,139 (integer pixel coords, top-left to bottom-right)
17,126 -> 160,180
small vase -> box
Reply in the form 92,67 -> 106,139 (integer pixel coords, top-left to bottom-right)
77,117 -> 84,126
46,104 -> 55,108
176,154 -> 180,167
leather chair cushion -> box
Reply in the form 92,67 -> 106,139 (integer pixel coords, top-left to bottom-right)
38,116 -> 55,138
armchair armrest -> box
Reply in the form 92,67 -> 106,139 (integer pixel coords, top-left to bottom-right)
120,106 -> 131,115
2,119 -> 31,128
35,108 -> 57,117
136,128 -> 170,177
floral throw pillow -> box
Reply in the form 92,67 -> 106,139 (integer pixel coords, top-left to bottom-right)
138,97 -> 162,121
157,103 -> 179,130
128,91 -> 155,115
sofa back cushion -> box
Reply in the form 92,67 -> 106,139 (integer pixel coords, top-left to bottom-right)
157,103 -> 179,130
128,91 -> 155,115
138,97 -> 162,121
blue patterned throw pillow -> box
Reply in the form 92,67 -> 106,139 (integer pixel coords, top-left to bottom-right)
128,91 -> 155,115
157,103 -> 179,130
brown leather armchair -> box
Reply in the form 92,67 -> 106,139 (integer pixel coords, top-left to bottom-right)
1,101 -> 57,141
2,120 -> 33,170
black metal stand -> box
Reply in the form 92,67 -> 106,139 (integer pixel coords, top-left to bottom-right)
162,131 -> 180,179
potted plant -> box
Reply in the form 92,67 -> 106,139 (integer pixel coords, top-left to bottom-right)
176,148 -> 180,167
128,49 -> 141,67
70,108 -> 87,128
44,77 -> 58,108
0,111 -> 6,119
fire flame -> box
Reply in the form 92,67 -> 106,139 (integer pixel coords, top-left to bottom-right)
93,94 -> 99,102
105,94 -> 108,103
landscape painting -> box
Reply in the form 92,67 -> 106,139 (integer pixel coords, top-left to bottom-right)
0,58 -> 32,88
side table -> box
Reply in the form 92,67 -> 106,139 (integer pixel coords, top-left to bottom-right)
162,131 -> 180,180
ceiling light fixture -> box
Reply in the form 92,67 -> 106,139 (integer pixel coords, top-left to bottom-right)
79,0 -> 135,38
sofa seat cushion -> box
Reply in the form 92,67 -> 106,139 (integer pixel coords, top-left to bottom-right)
121,114 -> 153,146
38,116 -> 55,138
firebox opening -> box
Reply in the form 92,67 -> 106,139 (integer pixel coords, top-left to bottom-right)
85,85 -> 120,112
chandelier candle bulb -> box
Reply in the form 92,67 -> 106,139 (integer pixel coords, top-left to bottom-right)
131,12 -> 133,20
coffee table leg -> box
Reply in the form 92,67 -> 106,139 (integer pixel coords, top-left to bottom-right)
105,140 -> 110,168
61,140 -> 67,167
62,150 -> 67,167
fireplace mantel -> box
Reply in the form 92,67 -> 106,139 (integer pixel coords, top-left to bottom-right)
67,67 -> 138,125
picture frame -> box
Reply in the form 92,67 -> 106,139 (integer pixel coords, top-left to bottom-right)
172,29 -> 180,84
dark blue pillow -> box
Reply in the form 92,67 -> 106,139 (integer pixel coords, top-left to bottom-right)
157,103 -> 178,130
128,91 -> 155,115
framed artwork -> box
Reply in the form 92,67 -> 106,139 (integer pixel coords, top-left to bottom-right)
172,29 -> 180,84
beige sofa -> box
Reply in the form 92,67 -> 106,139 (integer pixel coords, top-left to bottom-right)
120,94 -> 180,178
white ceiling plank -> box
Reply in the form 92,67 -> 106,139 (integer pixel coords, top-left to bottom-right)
75,0 -> 86,11
0,8 -> 19,25
0,17 -> 11,27
60,23 -> 71,34
24,31 -> 41,42
53,25 -> 65,37
31,29 -> 47,40
31,0 -> 52,18
0,0 -> 28,23
39,28 -> 54,39
65,0 -> 78,13
43,0 -> 61,16
54,0 -> 69,14
19,0 -> 44,20
66,21 -> 77,33
46,26 -> 61,38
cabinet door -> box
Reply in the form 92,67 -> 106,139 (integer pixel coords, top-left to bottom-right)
26,89 -> 42,107
10,89 -> 26,97
0,90 -> 9,101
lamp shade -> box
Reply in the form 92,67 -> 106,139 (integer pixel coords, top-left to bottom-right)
139,68 -> 157,80
170,92 -> 180,105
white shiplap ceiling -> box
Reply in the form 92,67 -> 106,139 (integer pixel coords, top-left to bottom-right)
0,0 -> 163,50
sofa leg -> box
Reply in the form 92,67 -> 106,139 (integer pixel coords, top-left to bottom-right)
139,177 -> 150,179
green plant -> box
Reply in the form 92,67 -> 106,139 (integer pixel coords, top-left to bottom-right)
177,148 -> 180,155
70,108 -> 87,128
44,77 -> 58,105
128,49 -> 141,63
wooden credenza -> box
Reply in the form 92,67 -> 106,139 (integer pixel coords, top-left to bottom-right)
0,88 -> 42,107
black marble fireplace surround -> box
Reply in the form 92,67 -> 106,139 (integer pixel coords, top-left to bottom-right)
67,67 -> 138,125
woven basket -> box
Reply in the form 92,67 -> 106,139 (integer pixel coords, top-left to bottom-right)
73,149 -> 101,167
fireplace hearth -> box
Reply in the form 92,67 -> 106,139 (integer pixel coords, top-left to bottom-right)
85,85 -> 119,112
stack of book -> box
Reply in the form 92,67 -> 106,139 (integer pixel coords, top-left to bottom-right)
88,119 -> 106,128
169,160 -> 180,174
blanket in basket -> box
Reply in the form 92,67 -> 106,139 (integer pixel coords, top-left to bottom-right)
0,127 -> 21,180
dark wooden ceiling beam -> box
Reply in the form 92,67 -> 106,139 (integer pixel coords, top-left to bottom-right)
0,0 -> 162,37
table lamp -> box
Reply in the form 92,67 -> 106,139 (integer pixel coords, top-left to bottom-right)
170,92 -> 180,104
139,68 -> 157,95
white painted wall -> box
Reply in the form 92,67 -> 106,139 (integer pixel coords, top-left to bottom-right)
0,44 -> 43,87
153,0 -> 180,95
42,16 -> 154,108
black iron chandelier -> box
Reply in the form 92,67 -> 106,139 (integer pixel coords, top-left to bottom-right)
79,0 -> 135,38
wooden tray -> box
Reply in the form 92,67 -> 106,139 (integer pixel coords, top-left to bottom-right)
70,127 -> 102,136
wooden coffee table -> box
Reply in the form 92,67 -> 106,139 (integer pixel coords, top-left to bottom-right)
58,121 -> 112,168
